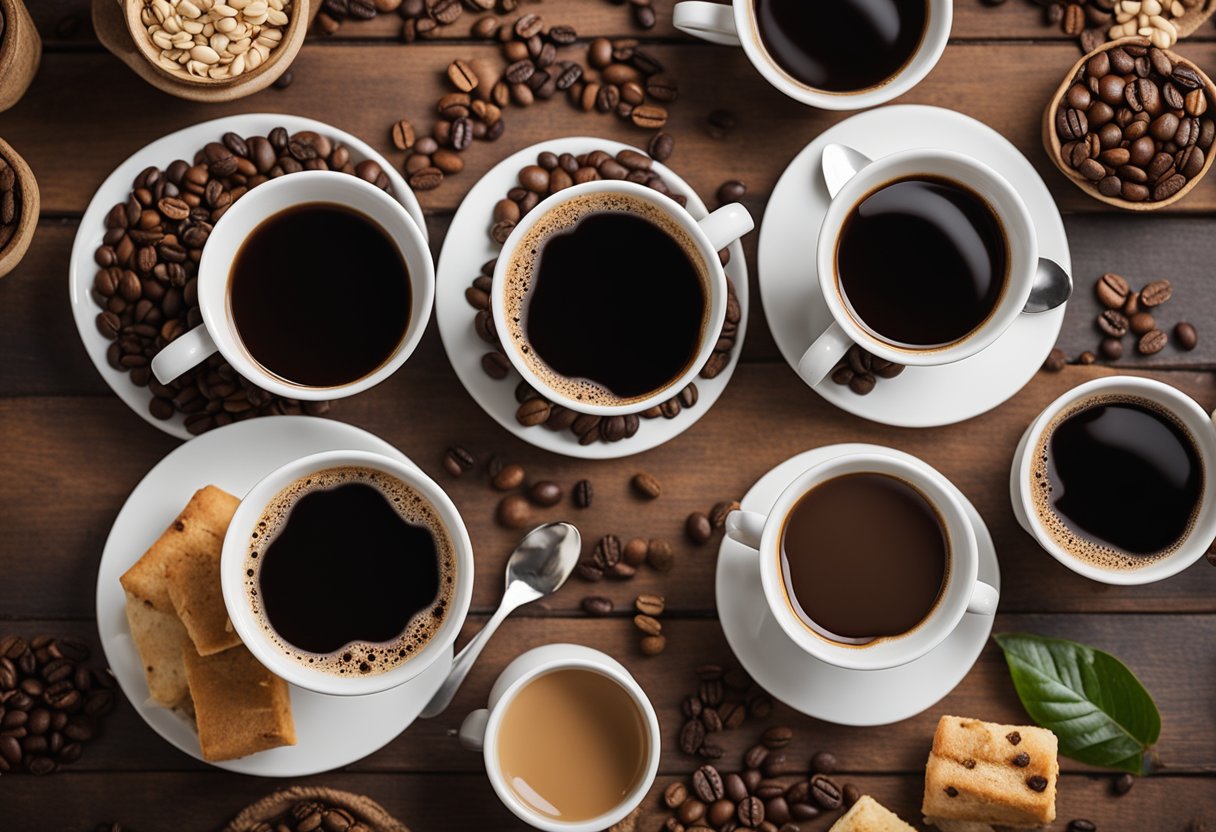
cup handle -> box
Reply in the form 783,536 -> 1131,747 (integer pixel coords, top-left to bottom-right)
150,324 -> 219,385
796,320 -> 854,387
821,143 -> 874,200
725,510 -> 766,551
697,203 -> 754,253
966,581 -> 1000,616
673,2 -> 742,46
458,708 -> 490,752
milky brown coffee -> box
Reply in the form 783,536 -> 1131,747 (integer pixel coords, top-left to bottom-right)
244,466 -> 457,676
503,192 -> 711,407
497,668 -> 649,822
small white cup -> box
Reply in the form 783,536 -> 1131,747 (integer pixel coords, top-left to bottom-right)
219,449 -> 474,696
458,644 -> 661,832
725,451 -> 999,671
1009,376 -> 1216,586
150,171 -> 435,401
797,146 -> 1046,387
672,0 -> 952,110
491,180 -> 753,417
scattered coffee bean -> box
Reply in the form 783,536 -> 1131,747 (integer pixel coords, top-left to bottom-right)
1138,329 -> 1168,354
709,500 -> 740,529
639,635 -> 666,656
442,445 -> 476,476
573,479 -> 593,508
762,725 -> 793,749
623,536 -> 649,566
491,462 -> 526,490
1140,279 -> 1173,307
717,180 -> 746,205
1100,337 -> 1124,359
580,596 -> 613,616
1069,820 -> 1098,832
843,783 -> 861,807
527,480 -> 562,507
635,594 -> 665,616
707,109 -> 737,138
647,538 -> 674,572
811,751 -> 837,775
1078,350 -> 1097,364
496,493 -> 532,528
1113,772 -> 1135,795
631,472 -> 662,500
1043,347 -> 1067,372
1098,309 -> 1129,337
1096,273 -> 1131,308
686,512 -> 712,544
1129,311 -> 1156,335
1174,321 -> 1198,350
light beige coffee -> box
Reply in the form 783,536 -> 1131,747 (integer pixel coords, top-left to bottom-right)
496,668 -> 649,823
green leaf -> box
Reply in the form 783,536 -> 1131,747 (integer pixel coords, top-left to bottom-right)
992,632 -> 1161,775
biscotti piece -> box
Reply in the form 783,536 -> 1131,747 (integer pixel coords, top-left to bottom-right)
182,644 -> 296,761
830,795 -> 916,831
161,486 -> 242,656
121,592 -> 192,708
922,715 -> 1059,828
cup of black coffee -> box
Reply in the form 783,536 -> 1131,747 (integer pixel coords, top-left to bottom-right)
220,449 -> 474,695
491,180 -> 753,416
725,450 -> 998,671
672,0 -> 951,110
1011,376 -> 1216,585
150,170 -> 435,400
797,145 -> 1056,387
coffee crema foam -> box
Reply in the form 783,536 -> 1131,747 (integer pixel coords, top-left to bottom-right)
503,192 -> 711,406
244,466 -> 457,675
1030,394 -> 1203,571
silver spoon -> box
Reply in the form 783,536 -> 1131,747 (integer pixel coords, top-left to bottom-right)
418,521 -> 582,719
820,143 -> 1073,314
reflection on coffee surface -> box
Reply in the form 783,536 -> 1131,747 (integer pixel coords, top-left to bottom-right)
245,466 -> 456,675
1033,395 -> 1203,569
497,668 -> 648,822
753,0 -> 928,92
230,203 -> 411,388
780,473 -> 948,644
836,176 -> 1007,348
505,193 -> 708,405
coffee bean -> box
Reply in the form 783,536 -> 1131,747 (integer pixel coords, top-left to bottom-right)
491,463 -> 525,491
686,512 -> 712,544
1069,820 -> 1098,832
665,782 -> 689,808
1078,350 -> 1097,365
575,561 -> 604,582
649,132 -> 674,162
694,765 -> 725,802
1139,329 -> 1168,354
1096,272 -> 1131,308
701,707 -> 723,733
647,538 -> 674,572
811,751 -> 838,774
631,105 -> 668,129
572,479 -> 593,508
1113,772 -> 1135,795
682,719 -> 707,754
631,472 -> 661,499
516,398 -> 550,427
593,535 -> 623,569
678,797 -> 706,825
762,725 -> 793,749
580,596 -> 613,616
1043,347 -> 1067,372
707,500 -> 740,529
634,614 -> 662,637
843,783 -> 861,807
442,446 -> 475,477
1129,311 -> 1156,335
1140,279 -> 1172,307
810,775 -> 843,809
717,180 -> 746,204
1100,337 -> 1124,360
524,481 -> 561,507
1171,321 -> 1197,351
635,594 -> 665,616
496,494 -> 532,529
1098,309 -> 1129,337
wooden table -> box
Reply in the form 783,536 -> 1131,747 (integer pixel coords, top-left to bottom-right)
2,1 -> 1215,828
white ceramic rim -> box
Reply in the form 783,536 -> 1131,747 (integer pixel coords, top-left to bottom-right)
732,0 -> 952,111
481,655 -> 662,832
191,170 -> 434,400
220,448 -> 474,696
1014,375 -> 1216,585
815,147 -> 1038,367
757,452 -> 980,671
490,179 -> 729,417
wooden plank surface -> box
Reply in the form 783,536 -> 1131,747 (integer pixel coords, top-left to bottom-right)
3,0 -> 1216,828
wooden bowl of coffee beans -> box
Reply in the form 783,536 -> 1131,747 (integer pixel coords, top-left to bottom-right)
224,786 -> 410,832
116,0 -> 309,99
1043,36 -> 1216,210
0,136 -> 39,279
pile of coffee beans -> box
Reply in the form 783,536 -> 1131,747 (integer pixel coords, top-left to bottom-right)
0,153 -> 19,254
829,344 -> 905,396
441,446 -> 585,529
315,0 -> 506,38
245,798 -> 377,832
0,634 -> 116,776
663,722 -> 857,830
632,593 -> 666,656
576,533 -> 676,581
88,128 -> 395,432
677,664 -> 774,760
1054,43 -> 1214,204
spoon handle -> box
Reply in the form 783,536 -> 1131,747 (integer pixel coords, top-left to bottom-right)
418,585 -> 528,719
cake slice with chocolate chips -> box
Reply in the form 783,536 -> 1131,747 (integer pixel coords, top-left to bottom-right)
922,715 -> 1059,829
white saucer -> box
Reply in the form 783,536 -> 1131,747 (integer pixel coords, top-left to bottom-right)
69,114 -> 428,441
758,105 -> 1070,428
435,136 -> 749,459
715,444 -> 1001,727
95,416 -> 451,776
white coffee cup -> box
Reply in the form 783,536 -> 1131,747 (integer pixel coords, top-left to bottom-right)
672,0 -> 952,110
458,644 -> 661,832
1009,375 -> 1216,586
725,451 -> 999,671
797,145 -> 1060,387
490,179 -> 753,416
219,449 -> 474,696
150,171 -> 435,400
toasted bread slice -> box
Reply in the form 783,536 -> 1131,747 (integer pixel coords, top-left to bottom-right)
183,644 -> 296,761
162,486 -> 241,656
830,795 -> 917,831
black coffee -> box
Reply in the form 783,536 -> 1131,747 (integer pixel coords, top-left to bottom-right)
230,203 -> 411,388
505,194 -> 708,405
1033,395 -> 1203,569
837,176 -> 1007,348
247,466 -> 456,675
754,0 -> 928,92
780,473 -> 948,643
